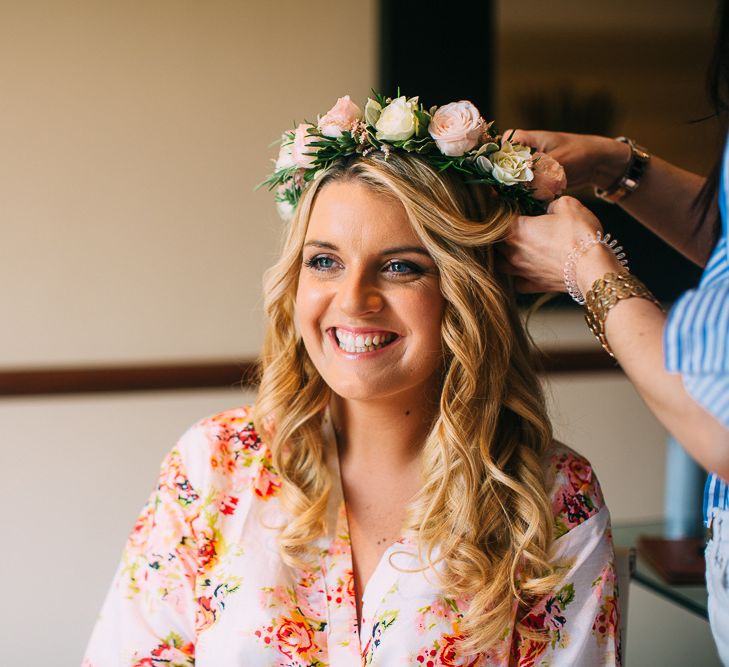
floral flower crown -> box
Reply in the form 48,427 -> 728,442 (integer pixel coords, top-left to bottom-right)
263,92 -> 566,220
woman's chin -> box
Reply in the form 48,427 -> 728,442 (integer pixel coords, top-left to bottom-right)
325,378 -> 393,403
323,372 -> 436,406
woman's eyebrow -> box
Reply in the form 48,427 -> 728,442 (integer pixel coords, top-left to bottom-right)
380,245 -> 431,257
303,240 -> 338,250
303,241 -> 430,258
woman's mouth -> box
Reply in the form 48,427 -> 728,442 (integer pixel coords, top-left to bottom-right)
332,328 -> 399,354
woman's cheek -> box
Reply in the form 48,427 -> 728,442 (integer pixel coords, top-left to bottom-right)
295,275 -> 332,336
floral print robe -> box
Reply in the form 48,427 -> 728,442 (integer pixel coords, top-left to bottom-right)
83,407 -> 620,666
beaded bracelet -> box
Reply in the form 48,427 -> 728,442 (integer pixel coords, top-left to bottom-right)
563,231 -> 628,304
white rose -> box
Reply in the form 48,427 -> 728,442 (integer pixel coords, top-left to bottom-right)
374,96 -> 416,142
490,141 -> 534,186
276,198 -> 295,220
275,134 -> 296,171
428,100 -> 483,156
275,184 -> 296,221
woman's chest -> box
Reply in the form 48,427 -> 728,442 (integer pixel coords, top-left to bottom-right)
192,524 -> 486,666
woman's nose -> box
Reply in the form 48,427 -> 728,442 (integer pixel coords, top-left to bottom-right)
336,270 -> 384,316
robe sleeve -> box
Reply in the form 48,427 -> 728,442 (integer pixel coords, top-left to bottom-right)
82,438 -> 204,667
510,447 -> 620,666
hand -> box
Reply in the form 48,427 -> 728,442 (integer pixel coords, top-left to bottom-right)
499,196 -> 622,294
506,130 -> 631,191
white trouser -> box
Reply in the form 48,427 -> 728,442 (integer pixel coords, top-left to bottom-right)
707,507 -> 729,666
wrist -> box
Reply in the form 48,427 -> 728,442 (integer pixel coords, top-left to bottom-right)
563,227 -> 628,304
591,138 -> 632,191
575,245 -> 625,295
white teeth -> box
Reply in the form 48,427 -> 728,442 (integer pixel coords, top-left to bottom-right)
334,329 -> 395,353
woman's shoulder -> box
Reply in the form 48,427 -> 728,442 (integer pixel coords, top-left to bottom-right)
172,405 -> 281,501
542,441 -> 607,539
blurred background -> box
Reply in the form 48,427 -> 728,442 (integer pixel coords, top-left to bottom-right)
0,1 -> 723,664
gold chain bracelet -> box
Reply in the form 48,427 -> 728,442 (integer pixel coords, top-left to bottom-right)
584,272 -> 663,358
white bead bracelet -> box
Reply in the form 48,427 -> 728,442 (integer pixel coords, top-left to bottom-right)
563,231 -> 628,304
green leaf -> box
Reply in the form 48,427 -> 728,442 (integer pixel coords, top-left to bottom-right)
373,91 -> 389,108
365,98 -> 382,127
557,583 -> 576,606
414,139 -> 435,154
413,108 -> 432,138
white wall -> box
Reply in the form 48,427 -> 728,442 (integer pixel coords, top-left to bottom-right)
1,1 -> 722,665
0,0 -> 377,366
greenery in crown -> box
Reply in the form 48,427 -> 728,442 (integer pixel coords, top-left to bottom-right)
263,91 -> 566,220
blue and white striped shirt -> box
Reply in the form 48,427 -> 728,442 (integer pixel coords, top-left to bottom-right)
664,137 -> 729,523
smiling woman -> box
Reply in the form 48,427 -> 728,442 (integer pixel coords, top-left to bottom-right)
83,99 -> 619,666
296,180 -> 445,403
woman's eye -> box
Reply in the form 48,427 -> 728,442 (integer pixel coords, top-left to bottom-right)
304,255 -> 337,271
386,260 -> 420,276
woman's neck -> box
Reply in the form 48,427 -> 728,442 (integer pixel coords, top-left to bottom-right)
329,387 -> 437,469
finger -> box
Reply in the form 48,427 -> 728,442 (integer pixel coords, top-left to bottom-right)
547,194 -> 585,214
505,128 -> 538,147
546,199 -> 560,215
545,196 -> 580,214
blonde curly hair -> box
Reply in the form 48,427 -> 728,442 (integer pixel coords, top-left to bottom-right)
254,152 -> 561,654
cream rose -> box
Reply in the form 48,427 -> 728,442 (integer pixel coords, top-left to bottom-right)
428,100 -> 483,156
275,134 -> 296,171
530,152 -> 567,201
317,95 -> 362,138
374,96 -> 416,142
275,185 -> 296,221
490,141 -> 534,186
292,123 -> 319,169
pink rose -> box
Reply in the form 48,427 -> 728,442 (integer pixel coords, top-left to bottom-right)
274,134 -> 296,171
530,152 -> 567,201
292,123 -> 319,168
317,95 -> 362,138
428,100 -> 483,156
275,617 -> 315,659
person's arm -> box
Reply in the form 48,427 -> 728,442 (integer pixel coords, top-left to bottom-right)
511,131 -> 713,266
615,155 -> 711,266
574,243 -> 729,479
501,196 -> 729,479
